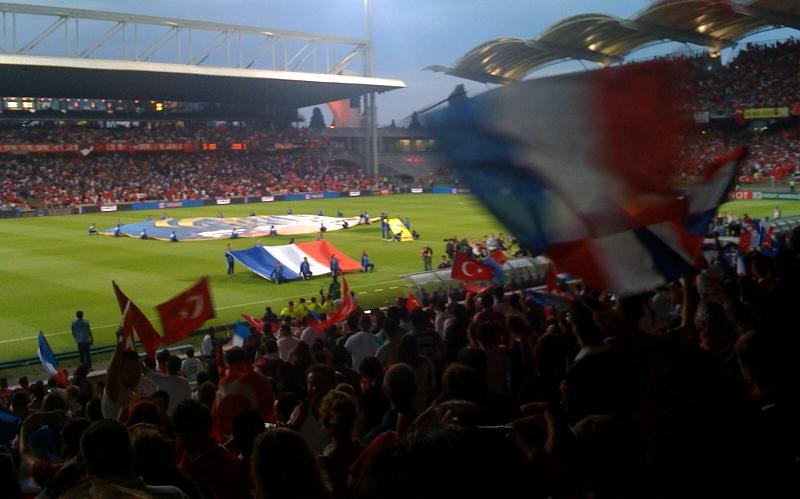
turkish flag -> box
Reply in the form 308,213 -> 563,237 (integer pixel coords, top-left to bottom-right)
309,277 -> 356,331
240,313 -> 265,334
451,253 -> 494,281
157,277 -> 216,345
488,250 -> 507,265
112,281 -> 162,359
406,293 -> 421,312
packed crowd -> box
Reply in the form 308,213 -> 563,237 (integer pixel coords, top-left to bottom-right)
2,222 -> 799,498
0,153 -> 378,209
679,126 -> 800,178
0,122 -> 326,147
696,39 -> 800,112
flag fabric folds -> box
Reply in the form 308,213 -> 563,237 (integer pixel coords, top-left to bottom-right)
451,253 -> 495,281
240,313 -> 265,334
309,277 -> 356,331
429,60 -> 743,295
157,277 -> 215,346
227,240 -> 360,282
37,331 -> 59,377
406,293 -> 421,312
113,281 -> 162,359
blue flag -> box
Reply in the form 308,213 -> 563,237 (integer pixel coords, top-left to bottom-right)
37,331 -> 59,377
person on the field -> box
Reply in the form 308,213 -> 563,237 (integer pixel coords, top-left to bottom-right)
114,223 -> 122,237
226,244 -> 235,277
249,210 -> 256,217
300,257 -> 313,280
71,310 -> 94,368
269,225 -> 277,236
329,255 -> 341,276
438,255 -> 451,269
230,228 -> 239,239
421,246 -> 433,271
160,212 -> 168,220
287,208 -> 294,215
139,228 -> 149,240
216,212 -> 224,218
403,218 -> 411,230
412,229 -> 420,240
361,250 -> 375,272
320,222 -> 327,233
317,209 -> 324,217
272,261 -> 286,284
381,216 -> 390,240
342,219 -> 349,230
773,205 -> 782,220
169,230 -> 178,242
88,223 -> 97,235
328,275 -> 342,301
336,209 -> 344,217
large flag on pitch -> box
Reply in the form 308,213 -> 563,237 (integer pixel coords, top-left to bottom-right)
428,61 -> 743,294
113,281 -> 162,359
157,277 -> 215,345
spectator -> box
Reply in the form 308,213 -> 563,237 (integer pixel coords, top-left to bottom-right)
251,429 -> 330,499
319,390 -> 364,499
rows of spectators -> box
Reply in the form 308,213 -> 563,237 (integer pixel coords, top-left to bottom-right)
0,122 -> 326,148
697,39 -> 800,112
2,224 -> 799,498
1,153 -> 378,209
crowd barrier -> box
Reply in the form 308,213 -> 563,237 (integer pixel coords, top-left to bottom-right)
3,186 -> 474,218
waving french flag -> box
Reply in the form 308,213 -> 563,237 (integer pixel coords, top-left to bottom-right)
38,331 -> 68,386
429,61 -> 744,295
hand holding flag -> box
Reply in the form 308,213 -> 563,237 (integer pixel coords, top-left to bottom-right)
451,252 -> 494,281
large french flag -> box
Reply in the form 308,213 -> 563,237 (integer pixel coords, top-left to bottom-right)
228,240 -> 360,282
428,61 -> 744,295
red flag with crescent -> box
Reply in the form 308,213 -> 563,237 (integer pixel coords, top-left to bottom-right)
157,277 -> 216,345
450,253 -> 494,281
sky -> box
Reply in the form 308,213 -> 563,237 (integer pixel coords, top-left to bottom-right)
8,1 -> 798,124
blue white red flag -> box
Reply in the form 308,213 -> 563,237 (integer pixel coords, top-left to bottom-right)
429,61 -> 744,295
37,331 -> 59,377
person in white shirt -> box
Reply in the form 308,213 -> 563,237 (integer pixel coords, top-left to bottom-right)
180,347 -> 205,383
344,315 -> 380,371
300,327 -> 320,345
145,355 -> 192,416
277,323 -> 301,362
200,329 -> 216,359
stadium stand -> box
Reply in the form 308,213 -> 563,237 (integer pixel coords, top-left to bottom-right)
1,221 -> 799,497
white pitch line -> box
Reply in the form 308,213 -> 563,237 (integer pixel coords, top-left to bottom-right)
0,277 -> 407,345
373,288 -> 384,292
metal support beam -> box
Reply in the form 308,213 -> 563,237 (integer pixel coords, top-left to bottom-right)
18,15 -> 66,53
290,40 -> 317,71
328,46 -> 363,74
139,25 -> 178,61
194,30 -> 231,65
286,41 -> 313,70
245,35 -> 274,68
736,6 -> 800,31
621,19 -> 733,50
80,21 -> 125,58
526,39 -> 621,65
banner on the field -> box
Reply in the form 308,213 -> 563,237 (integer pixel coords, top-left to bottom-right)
101,214 -> 362,241
410,188 -> 424,193
100,204 -> 119,212
349,191 -> 361,197
753,192 -> 800,201
729,191 -> 753,201
216,198 -> 231,205
261,196 -> 275,202
228,240 -> 360,282
387,218 -> 413,242
743,107 -> 790,120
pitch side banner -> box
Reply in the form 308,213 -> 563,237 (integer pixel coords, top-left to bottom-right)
410,188 -> 424,193
101,214 -> 362,241
0,144 -> 79,153
100,205 -> 118,212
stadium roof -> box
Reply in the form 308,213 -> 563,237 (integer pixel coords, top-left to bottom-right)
428,0 -> 800,84
0,55 -> 406,108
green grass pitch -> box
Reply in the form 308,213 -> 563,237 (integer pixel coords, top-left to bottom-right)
0,194 -> 504,362
1,194 -> 798,364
